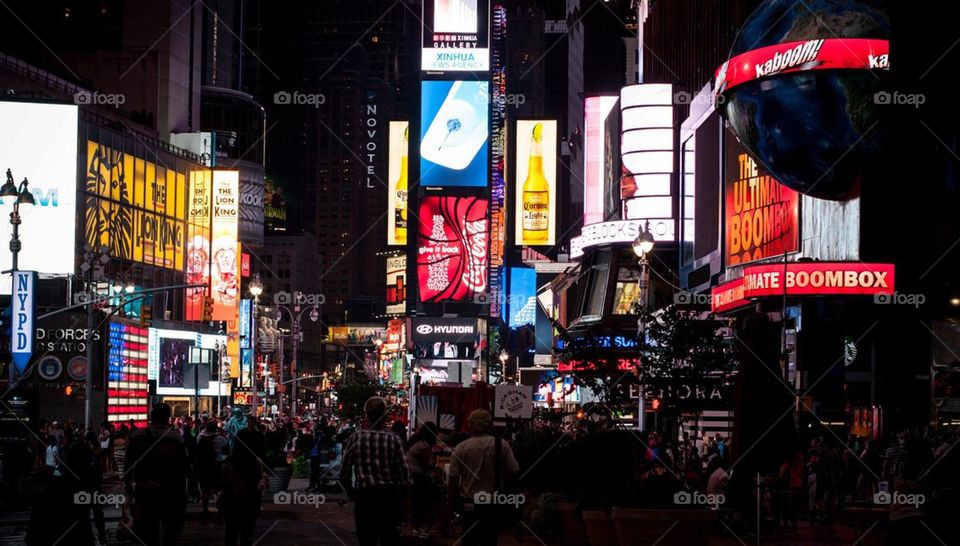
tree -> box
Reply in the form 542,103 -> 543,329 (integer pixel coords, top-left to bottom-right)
333,375 -> 383,423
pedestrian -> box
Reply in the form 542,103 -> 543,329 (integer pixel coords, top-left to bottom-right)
447,409 -> 520,546
406,421 -> 439,538
220,414 -> 267,546
197,420 -> 228,518
44,434 -> 61,477
124,403 -> 189,546
339,397 -> 412,546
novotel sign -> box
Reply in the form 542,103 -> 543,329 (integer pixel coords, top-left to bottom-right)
570,219 -> 674,259
711,262 -> 895,313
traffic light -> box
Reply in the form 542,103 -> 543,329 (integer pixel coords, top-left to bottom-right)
140,305 -> 152,326
65,385 -> 74,397
202,297 -> 214,321
650,398 -> 661,411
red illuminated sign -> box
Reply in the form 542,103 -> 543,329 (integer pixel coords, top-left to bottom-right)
241,253 -> 251,277
711,262 -> 895,313
715,38 -> 890,95
725,143 -> 800,266
417,196 -> 489,303
558,358 -> 639,372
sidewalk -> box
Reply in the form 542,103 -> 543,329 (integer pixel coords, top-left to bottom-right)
0,477 -> 884,545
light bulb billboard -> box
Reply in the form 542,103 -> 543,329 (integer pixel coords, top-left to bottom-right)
514,120 -> 557,246
417,195 -> 489,303
387,121 -> 409,246
420,80 -> 489,188
0,102 -> 78,293
421,0 -> 490,72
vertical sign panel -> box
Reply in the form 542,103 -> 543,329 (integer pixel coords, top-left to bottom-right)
515,120 -> 557,246
211,171 -> 240,320
488,5 -> 507,317
11,271 -> 36,372
583,96 -> 618,225
417,196 -> 489,303
387,121 -> 409,246
386,255 -> 407,315
186,170 -> 212,321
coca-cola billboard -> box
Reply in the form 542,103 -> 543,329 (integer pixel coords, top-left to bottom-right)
417,196 -> 489,303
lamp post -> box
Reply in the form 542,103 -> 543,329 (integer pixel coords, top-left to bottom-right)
274,294 -> 321,418
248,274 -> 263,415
632,220 -> 655,433
2,169 -> 35,384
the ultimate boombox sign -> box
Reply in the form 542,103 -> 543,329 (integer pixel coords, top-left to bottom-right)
711,262 -> 895,313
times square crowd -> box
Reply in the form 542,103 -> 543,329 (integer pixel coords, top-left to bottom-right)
12,400 -> 960,545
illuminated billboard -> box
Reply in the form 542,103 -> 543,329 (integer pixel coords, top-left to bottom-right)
84,141 -> 188,271
724,137 -> 800,266
583,96 -> 618,225
620,84 -> 675,239
0,102 -> 78,292
107,321 -> 149,427
386,254 -> 407,315
514,120 -> 557,246
421,0 -> 490,72
387,121 -> 409,246
148,328 -> 228,396
417,195 -> 489,303
508,267 -> 536,328
186,170 -> 212,320
211,171 -> 240,320
420,80 -> 489,188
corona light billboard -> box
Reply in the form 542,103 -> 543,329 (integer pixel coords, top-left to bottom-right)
724,135 -> 800,266
0,102 -> 78,293
514,120 -> 557,246
211,171 -> 240,321
387,121 -> 409,246
421,0 -> 490,72
84,141 -> 187,271
417,195 -> 489,303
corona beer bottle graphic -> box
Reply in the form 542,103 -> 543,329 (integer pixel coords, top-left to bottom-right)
522,123 -> 549,244
395,127 -> 409,244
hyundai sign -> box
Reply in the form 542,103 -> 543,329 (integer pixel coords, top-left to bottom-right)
410,317 -> 479,343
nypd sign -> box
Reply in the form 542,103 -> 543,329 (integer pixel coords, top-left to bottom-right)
11,271 -> 36,373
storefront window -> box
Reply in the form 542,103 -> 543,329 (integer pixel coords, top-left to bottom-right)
582,249 -> 611,319
613,265 -> 641,314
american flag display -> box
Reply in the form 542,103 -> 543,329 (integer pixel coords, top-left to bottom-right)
107,320 -> 149,427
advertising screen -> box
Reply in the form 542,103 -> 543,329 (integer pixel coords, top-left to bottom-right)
724,134 -> 800,266
508,267 -> 536,328
583,96 -> 618,225
417,196 -> 489,303
84,141 -> 188,272
148,328 -> 228,395
211,170 -> 240,320
421,0 -> 490,72
186,170 -> 212,320
386,254 -> 407,315
106,321 -> 149,427
387,121 -> 409,246
420,81 -> 489,188
519,368 -> 581,404
0,102 -> 78,292
514,120 -> 557,246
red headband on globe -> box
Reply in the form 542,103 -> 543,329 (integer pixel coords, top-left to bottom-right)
715,38 -> 890,96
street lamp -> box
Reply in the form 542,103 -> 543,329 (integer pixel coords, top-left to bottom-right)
3,169 -> 35,383
274,293 -> 321,418
632,220 -> 655,432
248,274 -> 264,415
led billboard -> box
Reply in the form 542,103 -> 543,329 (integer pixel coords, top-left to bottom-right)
417,195 -> 489,303
186,170 -> 212,320
387,121 -> 409,246
0,102 -> 78,292
147,328 -> 228,396
514,120 -> 557,246
420,81 -> 489,188
211,170 -> 240,320
508,267 -> 536,328
421,0 -> 490,72
107,321 -> 149,427
386,254 -> 407,315
84,141 -> 188,271
583,96 -> 618,225
724,136 -> 800,266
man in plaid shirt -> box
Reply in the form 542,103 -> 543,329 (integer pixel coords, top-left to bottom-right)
340,397 -> 412,545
